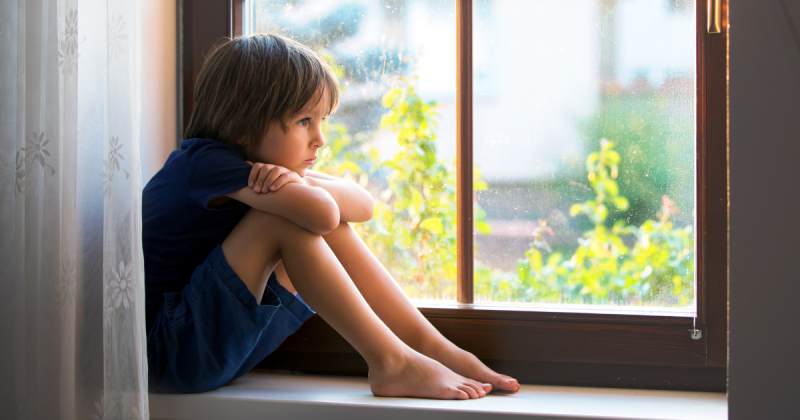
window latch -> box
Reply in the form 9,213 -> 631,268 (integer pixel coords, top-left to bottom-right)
708,0 -> 722,34
690,316 -> 702,340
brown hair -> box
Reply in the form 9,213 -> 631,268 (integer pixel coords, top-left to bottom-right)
184,34 -> 339,159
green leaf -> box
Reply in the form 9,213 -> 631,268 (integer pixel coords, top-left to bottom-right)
602,179 -> 619,196
596,204 -> 608,222
475,220 -> 492,235
569,203 -> 582,217
612,196 -> 630,211
420,218 -> 444,235
528,249 -> 543,273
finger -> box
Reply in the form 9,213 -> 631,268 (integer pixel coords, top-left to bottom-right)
248,163 -> 262,188
269,173 -> 289,191
252,165 -> 264,192
255,165 -> 272,192
263,167 -> 282,193
251,164 -> 268,191
252,165 -> 267,192
271,172 -> 303,190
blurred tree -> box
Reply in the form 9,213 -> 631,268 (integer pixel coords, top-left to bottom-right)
317,55 -> 694,306
321,77 -> 489,299
578,87 -> 694,227
478,139 -> 694,306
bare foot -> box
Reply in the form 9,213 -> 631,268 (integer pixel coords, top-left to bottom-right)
368,349 -> 490,400
425,343 -> 520,393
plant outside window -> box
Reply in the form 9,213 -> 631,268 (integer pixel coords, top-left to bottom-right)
249,0 -> 696,309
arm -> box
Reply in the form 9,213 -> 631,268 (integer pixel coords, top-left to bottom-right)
243,163 -> 373,226
304,170 -> 375,223
226,182 -> 340,235
302,170 -> 341,181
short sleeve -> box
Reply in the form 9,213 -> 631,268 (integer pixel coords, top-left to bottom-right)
187,143 -> 253,209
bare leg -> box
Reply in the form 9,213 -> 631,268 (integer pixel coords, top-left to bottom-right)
221,209 -> 488,399
273,261 -> 296,295
321,222 -> 520,393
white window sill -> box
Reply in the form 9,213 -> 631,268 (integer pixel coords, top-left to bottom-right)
149,372 -> 727,420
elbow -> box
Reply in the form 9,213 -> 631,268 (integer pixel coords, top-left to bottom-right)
347,180 -> 375,223
351,188 -> 375,223
309,196 -> 340,235
359,196 -> 375,222
342,196 -> 374,224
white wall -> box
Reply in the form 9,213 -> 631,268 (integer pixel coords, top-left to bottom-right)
139,0 -> 177,184
729,1 -> 800,418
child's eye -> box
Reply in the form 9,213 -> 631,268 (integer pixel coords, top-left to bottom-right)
298,118 -> 310,127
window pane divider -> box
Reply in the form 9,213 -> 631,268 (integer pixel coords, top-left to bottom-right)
456,0 -> 474,304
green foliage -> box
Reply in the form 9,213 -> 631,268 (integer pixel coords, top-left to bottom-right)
316,122 -> 376,183
363,80 -> 457,298
314,55 -> 376,186
477,140 -> 694,306
578,91 -> 694,227
320,77 -> 488,299
319,76 -> 693,306
361,78 -> 489,299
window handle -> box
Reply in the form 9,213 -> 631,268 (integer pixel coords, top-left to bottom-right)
708,0 -> 722,34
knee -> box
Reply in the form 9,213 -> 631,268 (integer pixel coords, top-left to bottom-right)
324,221 -> 355,237
334,221 -> 352,231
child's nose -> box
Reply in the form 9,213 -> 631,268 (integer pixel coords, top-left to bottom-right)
312,128 -> 325,148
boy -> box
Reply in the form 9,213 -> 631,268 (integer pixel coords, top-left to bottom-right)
144,34 -> 520,399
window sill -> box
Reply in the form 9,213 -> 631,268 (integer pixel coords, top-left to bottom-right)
148,372 -> 727,420
414,301 -> 696,318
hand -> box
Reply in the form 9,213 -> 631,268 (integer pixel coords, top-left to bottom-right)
247,162 -> 305,193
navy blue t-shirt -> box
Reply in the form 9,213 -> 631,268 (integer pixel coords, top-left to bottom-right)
143,138 -> 253,332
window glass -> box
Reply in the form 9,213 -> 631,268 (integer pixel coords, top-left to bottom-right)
472,0 -> 696,308
248,0 -> 458,301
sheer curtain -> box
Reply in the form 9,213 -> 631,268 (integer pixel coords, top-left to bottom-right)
0,0 -> 148,419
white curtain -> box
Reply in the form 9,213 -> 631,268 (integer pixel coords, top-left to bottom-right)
0,0 -> 148,419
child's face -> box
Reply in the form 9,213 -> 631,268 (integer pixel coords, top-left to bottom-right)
255,88 -> 330,176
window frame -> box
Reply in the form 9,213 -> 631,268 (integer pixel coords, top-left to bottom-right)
179,0 -> 728,391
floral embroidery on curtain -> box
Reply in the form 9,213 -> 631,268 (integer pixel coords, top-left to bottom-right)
0,0 -> 149,419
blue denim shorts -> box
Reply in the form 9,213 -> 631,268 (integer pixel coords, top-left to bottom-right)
147,244 -> 315,393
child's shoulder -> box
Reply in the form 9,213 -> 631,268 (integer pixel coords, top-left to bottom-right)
147,138 -> 249,189
161,138 -> 247,172
175,138 -> 245,160
144,138 -> 252,209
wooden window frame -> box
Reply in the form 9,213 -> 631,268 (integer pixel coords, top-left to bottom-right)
179,0 -> 728,391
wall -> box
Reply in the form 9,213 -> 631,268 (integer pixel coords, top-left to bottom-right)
728,1 -> 800,418
140,0 -> 177,184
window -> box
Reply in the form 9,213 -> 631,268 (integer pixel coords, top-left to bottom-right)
472,0 -> 697,309
248,0 -> 461,302
179,0 -> 727,390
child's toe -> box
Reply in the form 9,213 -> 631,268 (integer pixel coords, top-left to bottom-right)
494,376 -> 520,392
